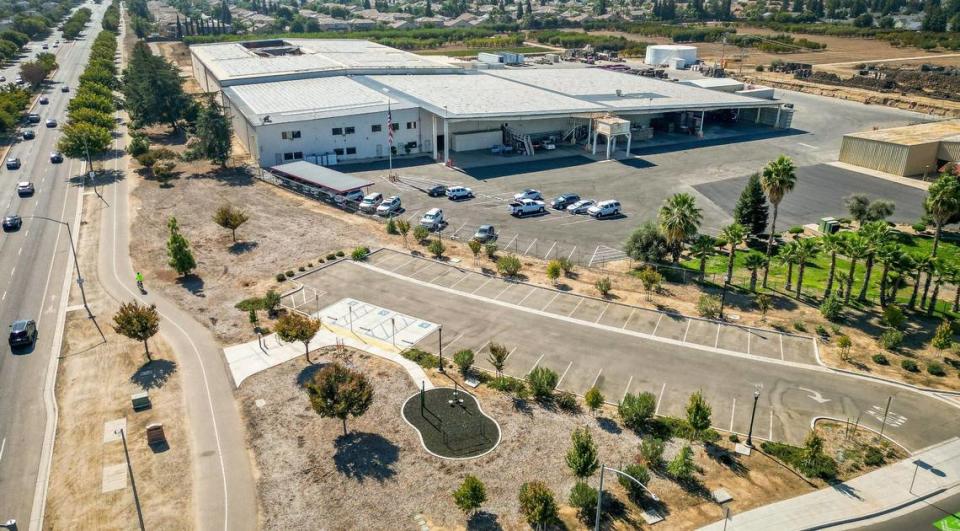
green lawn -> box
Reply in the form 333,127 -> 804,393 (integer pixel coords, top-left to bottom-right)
415,46 -> 553,57
678,231 -> 959,315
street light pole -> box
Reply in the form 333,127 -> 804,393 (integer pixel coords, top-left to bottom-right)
595,464 -> 659,530
719,281 -> 729,320
746,387 -> 760,447
437,325 -> 444,373
33,216 -> 92,318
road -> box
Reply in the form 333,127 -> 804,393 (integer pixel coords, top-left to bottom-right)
0,2 -> 110,526
858,488 -> 960,530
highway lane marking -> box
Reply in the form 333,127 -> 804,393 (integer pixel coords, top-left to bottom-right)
655,383 -> 667,416
555,361 -> 573,388
729,398 -> 736,432
622,376 -> 633,400
526,353 -> 545,376
0,437 -> 5,463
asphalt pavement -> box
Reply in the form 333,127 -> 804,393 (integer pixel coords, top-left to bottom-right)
0,3 -> 108,526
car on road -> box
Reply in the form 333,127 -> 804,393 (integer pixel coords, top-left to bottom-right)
376,195 -> 401,216
508,198 -> 546,217
22,130 -> 35,140
42,43 -> 48,49
39,96 -> 48,104
27,113 -> 40,123
60,85 -> 69,92
3,214 -> 22,230
6,157 -> 20,169
473,225 -> 497,243
588,200 -> 621,218
45,118 -> 57,128
358,192 -> 383,213
50,151 -> 63,163
566,199 -> 595,214
514,188 -> 542,201
17,181 -> 34,196
419,208 -> 444,230
551,193 -> 580,210
9,319 -> 37,347
426,184 -> 447,197
15,77 -> 23,85
0,76 -> 5,82
446,186 -> 473,200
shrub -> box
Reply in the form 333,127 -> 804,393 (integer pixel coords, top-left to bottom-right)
555,391 -> 579,412
326,253 -> 337,260
864,446 -> 885,467
901,359 -> 919,372
413,225 -> 430,242
568,481 -> 598,524
882,305 -> 906,330
276,273 -> 286,282
546,260 -> 562,283
487,375 -> 526,394
527,366 -> 558,400
385,217 -> 398,235
927,361 -> 946,377
584,386 -> 604,414
402,348 -> 439,369
595,276 -> 612,297
815,325 -> 828,337
667,445 -> 696,481
127,132 -> 149,156
307,262 -> 313,268
820,295 -> 844,322
566,426 -> 599,478
497,255 -> 523,277
558,257 -> 574,275
793,320 -> 807,332
427,238 -> 445,259
285,270 -> 295,278
788,226 -> 804,234
729,433 -> 740,443
298,266 -> 305,272
911,221 -> 927,232
453,349 -> 474,376
619,463 -> 650,501
755,64 -> 765,72
484,243 -> 498,260
697,294 -> 722,319
619,392 -> 656,431
872,353 -> 889,365
351,246 -> 369,261
640,436 -> 665,467
879,329 -> 904,350
336,250 -> 344,257
452,475 -> 487,516
518,481 -> 559,529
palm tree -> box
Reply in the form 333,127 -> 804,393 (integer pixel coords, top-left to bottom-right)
760,155 -> 798,288
945,261 -> 960,313
688,234 -> 715,283
927,259 -> 948,315
821,232 -> 844,299
843,234 -> 870,305
909,254 -> 933,309
857,221 -> 891,302
658,192 -> 703,263
744,252 -> 768,291
835,270 -> 850,299
875,243 -> 903,308
793,237 -> 820,299
720,223 -> 747,284
921,175 -> 960,304
777,241 -> 800,292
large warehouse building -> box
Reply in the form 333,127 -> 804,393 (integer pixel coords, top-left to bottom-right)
190,38 -> 793,168
839,120 -> 960,177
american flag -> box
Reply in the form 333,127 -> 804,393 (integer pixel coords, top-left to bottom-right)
387,108 -> 393,146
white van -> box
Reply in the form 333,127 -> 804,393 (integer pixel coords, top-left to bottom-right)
419,208 -> 444,230
587,200 -> 621,218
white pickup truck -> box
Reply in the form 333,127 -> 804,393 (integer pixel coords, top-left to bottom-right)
507,199 -> 546,217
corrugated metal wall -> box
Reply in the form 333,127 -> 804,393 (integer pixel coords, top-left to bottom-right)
939,141 -> 960,162
839,137 -> 910,175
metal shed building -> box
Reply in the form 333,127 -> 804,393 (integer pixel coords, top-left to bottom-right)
839,120 -> 960,177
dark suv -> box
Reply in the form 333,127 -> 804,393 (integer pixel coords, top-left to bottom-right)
9,319 -> 37,347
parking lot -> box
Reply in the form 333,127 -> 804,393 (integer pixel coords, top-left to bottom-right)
339,90 -> 934,266
291,250 -> 960,450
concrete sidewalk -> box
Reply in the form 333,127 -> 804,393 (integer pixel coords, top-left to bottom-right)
700,437 -> 960,530
223,324 -> 434,390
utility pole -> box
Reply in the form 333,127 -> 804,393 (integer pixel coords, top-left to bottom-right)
437,325 -> 444,373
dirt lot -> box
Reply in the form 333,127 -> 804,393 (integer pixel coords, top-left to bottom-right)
45,193 -> 192,530
239,349 -> 818,531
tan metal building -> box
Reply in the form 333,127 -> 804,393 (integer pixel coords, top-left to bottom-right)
839,119 -> 960,177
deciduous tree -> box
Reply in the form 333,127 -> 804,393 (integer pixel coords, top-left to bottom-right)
112,301 -> 159,361
566,426 -> 599,479
306,363 -> 373,435
275,312 -> 321,363
212,204 -> 250,242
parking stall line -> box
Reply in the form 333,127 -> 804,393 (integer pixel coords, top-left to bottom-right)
522,238 -> 538,255
391,257 -> 418,272
780,334 -> 785,361
472,340 -> 491,355
517,286 -> 538,305
441,332 -> 465,353
567,298 -> 584,317
504,346 -> 518,362
542,241 -> 557,260
448,272 -> 471,290
651,313 -> 664,335
591,369 -> 603,389
621,308 -> 636,329
682,320 -> 692,343
493,283 -> 513,300
526,353 -> 545,376
559,217 -> 596,227
747,332 -> 752,355
729,398 -> 736,432
541,291 -> 561,311
556,361 -> 574,388
715,325 -> 721,348
566,246 -> 577,261
622,376 -> 633,400
503,233 -> 518,250
588,245 -> 601,266
405,209 -> 422,222
450,222 -> 468,238
594,304 -> 610,324
427,271 -> 447,284
471,277 -> 493,294
655,383 -> 666,416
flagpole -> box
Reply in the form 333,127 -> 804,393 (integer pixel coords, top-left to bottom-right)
383,87 -> 393,176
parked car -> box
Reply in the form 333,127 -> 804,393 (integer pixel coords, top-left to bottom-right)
22,130 -> 34,140
338,189 -> 364,204
473,225 -> 497,243
8,319 -> 37,347
27,113 -> 40,123
508,199 -> 546,217
50,151 -> 63,163
419,208 -> 444,230
376,195 -> 401,216
39,96 -> 48,104
3,214 -> 22,230
6,157 -> 20,170
446,186 -> 473,200
17,181 -> 34,196
551,193 -> 580,210
426,184 -> 447,197
566,199 -> 595,214
514,188 -> 542,201
45,118 -> 57,128
358,192 -> 383,213
588,200 -> 621,218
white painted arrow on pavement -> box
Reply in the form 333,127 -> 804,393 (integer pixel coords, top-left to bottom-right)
799,387 -> 831,404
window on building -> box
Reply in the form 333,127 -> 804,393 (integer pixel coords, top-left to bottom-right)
344,126 -> 356,135
391,123 -> 399,131
281,130 -> 302,140
371,124 -> 382,132
345,147 -> 357,155
406,122 -> 417,130
333,148 -> 344,156
282,151 -> 303,161
332,127 -> 343,135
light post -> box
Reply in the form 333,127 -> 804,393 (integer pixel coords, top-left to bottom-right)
437,325 -> 444,373
390,316 -> 396,348
595,464 -> 659,531
32,215 -> 92,319
746,386 -> 760,448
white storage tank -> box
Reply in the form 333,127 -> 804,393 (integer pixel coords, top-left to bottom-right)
645,44 -> 698,67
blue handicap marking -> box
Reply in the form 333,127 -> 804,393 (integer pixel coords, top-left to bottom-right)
418,322 -> 431,329
378,309 -> 390,316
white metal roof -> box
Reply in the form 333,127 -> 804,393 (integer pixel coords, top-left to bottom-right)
223,76 -> 417,125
